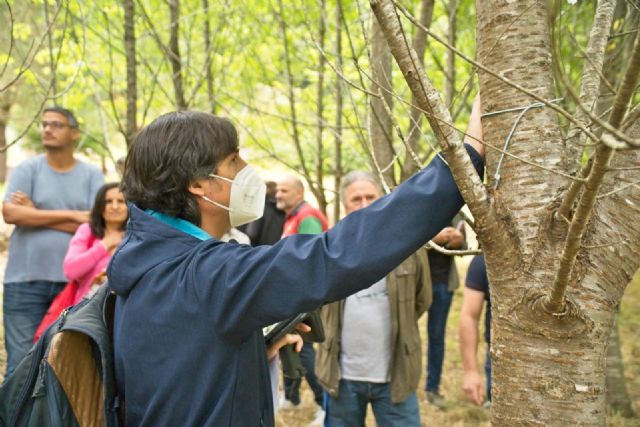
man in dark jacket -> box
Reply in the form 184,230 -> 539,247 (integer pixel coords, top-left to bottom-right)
108,109 -> 484,427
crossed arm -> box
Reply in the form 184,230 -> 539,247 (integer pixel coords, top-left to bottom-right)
3,191 -> 89,234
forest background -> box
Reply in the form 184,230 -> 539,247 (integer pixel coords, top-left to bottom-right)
1,0 -> 639,425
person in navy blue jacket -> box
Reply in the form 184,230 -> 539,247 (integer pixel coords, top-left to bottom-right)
108,106 -> 484,427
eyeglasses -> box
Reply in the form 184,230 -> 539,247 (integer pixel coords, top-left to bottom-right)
41,121 -> 73,130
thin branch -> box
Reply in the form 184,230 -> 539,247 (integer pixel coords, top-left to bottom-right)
426,240 -> 482,256
0,2 -> 62,92
557,159 -> 593,221
0,0 -> 14,79
622,104 -> 640,131
609,28 -> 639,39
275,0 -> 315,195
392,0 -> 603,147
369,0 -> 494,229
597,179 -> 640,199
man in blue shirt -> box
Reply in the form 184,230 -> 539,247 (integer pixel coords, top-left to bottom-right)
2,107 -> 103,378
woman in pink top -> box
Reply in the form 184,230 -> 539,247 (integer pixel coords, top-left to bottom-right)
63,182 -> 128,304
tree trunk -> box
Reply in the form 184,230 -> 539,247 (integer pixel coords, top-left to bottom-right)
369,17 -> 396,188
370,0 -> 640,424
445,0 -> 457,108
123,0 -> 137,146
315,0 -> 327,215
43,1 -> 57,96
401,0 -> 435,182
474,1 -> 640,424
202,0 -> 216,114
168,0 -> 186,110
333,0 -> 343,223
276,0 -> 327,215
0,92 -> 12,183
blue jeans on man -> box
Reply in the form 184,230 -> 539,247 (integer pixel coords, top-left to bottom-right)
426,282 -> 453,393
326,379 -> 420,427
3,280 -> 66,378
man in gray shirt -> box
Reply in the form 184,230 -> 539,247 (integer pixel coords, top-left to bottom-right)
2,106 -> 103,378
315,171 -> 431,427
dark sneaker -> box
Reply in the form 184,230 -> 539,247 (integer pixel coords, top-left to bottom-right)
426,391 -> 447,410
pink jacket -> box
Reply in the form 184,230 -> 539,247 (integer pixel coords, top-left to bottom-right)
63,223 -> 111,304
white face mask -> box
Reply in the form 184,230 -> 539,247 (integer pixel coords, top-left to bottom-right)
202,165 -> 266,227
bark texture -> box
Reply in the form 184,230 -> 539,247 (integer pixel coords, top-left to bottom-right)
476,0 -> 565,261
401,0 -> 435,182
564,0 -> 616,173
0,92 -> 11,183
369,17 -> 396,187
333,1 -> 343,222
168,0 -> 186,110
473,1 -> 640,424
370,0 -> 512,268
123,0 -> 137,146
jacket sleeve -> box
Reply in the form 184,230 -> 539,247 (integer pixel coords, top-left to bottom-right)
189,145 -> 484,342
63,223 -> 109,281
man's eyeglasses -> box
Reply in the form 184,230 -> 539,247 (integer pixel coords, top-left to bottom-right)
41,121 -> 73,130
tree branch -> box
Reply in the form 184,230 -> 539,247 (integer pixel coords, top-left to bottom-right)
369,0 -> 502,245
563,0 -> 616,172
545,27 -> 640,314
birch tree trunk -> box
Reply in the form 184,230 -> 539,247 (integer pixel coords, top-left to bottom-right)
0,91 -> 12,183
369,17 -> 395,187
333,0 -> 343,222
202,0 -> 215,114
168,0 -> 186,110
476,1 -> 640,424
315,0 -> 327,214
401,0 -> 434,182
123,0 -> 137,146
371,0 -> 640,424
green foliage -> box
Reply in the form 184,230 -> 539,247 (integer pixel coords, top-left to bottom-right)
1,0 -> 623,197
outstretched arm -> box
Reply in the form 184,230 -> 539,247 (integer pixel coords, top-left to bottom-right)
464,95 -> 484,158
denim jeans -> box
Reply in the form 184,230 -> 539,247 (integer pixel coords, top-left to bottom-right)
283,341 -> 324,407
425,282 -> 453,393
3,280 -> 66,378
327,379 -> 420,427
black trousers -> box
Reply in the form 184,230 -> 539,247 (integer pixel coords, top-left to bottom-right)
282,341 -> 324,407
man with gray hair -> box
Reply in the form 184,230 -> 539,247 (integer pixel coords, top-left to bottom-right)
315,171 -> 431,426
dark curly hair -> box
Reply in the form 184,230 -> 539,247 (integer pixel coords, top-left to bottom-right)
89,182 -> 128,238
121,111 -> 239,225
